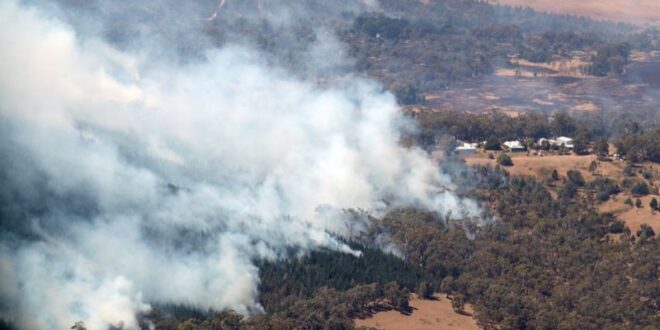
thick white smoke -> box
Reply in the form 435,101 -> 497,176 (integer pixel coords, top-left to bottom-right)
0,1 -> 480,329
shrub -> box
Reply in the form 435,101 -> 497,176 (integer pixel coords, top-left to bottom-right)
551,169 -> 560,181
587,178 -> 621,196
440,276 -> 455,295
594,138 -> 609,157
596,191 -> 610,202
497,154 -> 513,167
559,182 -> 578,200
567,170 -> 585,187
416,281 -> 433,299
609,221 -> 625,234
642,169 -> 653,180
636,224 -> 655,239
650,198 -> 658,211
631,182 -> 650,196
623,164 -> 635,177
635,198 -> 643,208
451,294 -> 466,314
624,198 -> 633,206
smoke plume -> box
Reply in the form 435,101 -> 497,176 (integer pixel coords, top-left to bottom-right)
0,1 -> 480,329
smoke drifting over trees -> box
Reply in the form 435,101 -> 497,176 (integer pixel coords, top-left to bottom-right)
0,1 -> 480,329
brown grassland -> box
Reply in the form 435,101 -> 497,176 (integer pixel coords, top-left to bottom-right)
355,294 -> 479,330
465,152 -> 660,232
488,0 -> 660,25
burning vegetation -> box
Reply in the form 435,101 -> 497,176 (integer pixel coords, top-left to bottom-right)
0,1 -> 658,330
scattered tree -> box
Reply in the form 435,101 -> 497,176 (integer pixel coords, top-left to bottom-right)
451,295 -> 466,315
609,221 -> 625,234
485,138 -> 502,151
497,154 -> 514,167
440,276 -> 455,297
596,191 -> 610,202
567,170 -> 585,187
559,181 -> 578,199
593,138 -> 609,158
623,164 -> 636,177
551,111 -> 577,137
551,169 -> 560,181
636,224 -> 655,239
631,182 -> 650,196
416,281 -> 433,300
573,129 -> 590,155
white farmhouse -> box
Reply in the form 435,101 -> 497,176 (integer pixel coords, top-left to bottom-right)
503,140 -> 525,152
455,142 -> 477,155
538,137 -> 574,149
556,136 -> 574,149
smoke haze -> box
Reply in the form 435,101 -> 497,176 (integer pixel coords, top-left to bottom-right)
0,1 -> 480,329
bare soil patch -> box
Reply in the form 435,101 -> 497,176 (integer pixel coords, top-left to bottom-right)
355,294 -> 479,330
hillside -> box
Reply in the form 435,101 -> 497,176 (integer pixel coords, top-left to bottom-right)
490,0 -> 660,25
1,1 -> 659,330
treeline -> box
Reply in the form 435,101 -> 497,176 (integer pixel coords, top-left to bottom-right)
135,165 -> 658,330
376,0 -> 634,35
346,13 -> 497,101
628,27 -> 660,51
370,167 -> 658,329
257,243 -> 431,313
138,283 -> 410,330
345,13 -> 630,103
587,43 -> 631,76
414,109 -> 660,163
341,0 -> 639,103
516,31 -> 602,63
415,110 -> 586,148
137,243 -> 432,329
64,0 -> 643,105
616,129 -> 660,163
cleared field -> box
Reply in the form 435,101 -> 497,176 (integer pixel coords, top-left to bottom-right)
464,153 -> 625,181
600,195 -> 660,233
355,294 -> 479,330
489,0 -> 660,25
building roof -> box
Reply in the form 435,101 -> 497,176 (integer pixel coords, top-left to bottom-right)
456,142 -> 477,150
538,137 -> 574,148
503,141 -> 525,149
